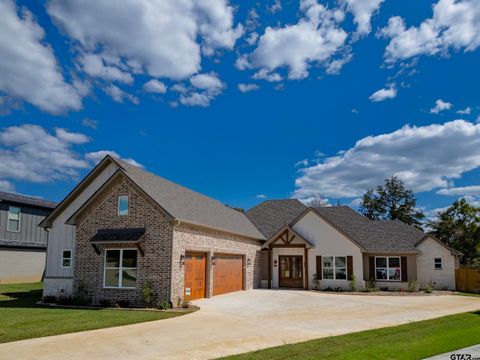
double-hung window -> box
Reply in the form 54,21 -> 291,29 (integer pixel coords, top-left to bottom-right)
62,250 -> 72,268
322,256 -> 347,280
104,249 -> 137,288
434,258 -> 442,270
375,256 -> 401,281
7,206 -> 20,232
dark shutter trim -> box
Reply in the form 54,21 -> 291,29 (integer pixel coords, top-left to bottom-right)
369,256 -> 375,281
316,256 -> 322,280
401,256 -> 408,282
347,256 -> 353,281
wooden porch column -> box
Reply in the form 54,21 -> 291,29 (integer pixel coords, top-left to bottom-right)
304,247 -> 309,289
268,248 -> 272,289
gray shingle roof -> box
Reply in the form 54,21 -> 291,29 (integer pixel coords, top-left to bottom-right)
0,191 -> 56,209
374,220 -> 425,246
246,199 -> 307,238
314,207 -> 420,253
116,159 -> 264,240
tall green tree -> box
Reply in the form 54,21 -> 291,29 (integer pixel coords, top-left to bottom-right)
360,176 -> 425,228
429,199 -> 480,266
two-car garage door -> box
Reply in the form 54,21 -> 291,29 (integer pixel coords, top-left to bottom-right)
184,252 -> 243,300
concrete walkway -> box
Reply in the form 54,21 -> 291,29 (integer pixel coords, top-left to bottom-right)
425,344 -> 480,359
0,290 -> 479,360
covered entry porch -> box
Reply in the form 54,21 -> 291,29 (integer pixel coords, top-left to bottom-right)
262,225 -> 314,289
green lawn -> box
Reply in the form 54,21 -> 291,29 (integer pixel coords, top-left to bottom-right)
225,311 -> 480,360
0,282 -> 188,344
456,291 -> 480,297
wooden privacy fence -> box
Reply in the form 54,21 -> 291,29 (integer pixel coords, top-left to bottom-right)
455,268 -> 480,293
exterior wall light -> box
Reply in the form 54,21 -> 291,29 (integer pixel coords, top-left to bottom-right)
274,259 -> 278,267
247,258 -> 252,266
211,255 -> 216,265
180,254 -> 185,266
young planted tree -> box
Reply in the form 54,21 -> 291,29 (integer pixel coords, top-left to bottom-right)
429,199 -> 480,266
360,176 -> 425,228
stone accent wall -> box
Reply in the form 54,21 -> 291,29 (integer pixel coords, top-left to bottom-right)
73,175 -> 173,306
171,224 -> 262,304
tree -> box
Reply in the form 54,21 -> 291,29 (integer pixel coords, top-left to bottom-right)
308,195 -> 330,208
360,176 -> 425,228
429,199 -> 480,266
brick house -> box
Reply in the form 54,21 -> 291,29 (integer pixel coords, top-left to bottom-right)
41,155 -> 461,305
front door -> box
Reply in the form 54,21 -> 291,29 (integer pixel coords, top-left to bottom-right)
184,252 -> 206,300
279,256 -> 303,288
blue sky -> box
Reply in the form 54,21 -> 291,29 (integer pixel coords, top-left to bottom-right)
1,0 -> 480,217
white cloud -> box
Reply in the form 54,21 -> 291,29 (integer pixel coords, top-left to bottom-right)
252,69 -> 283,82
0,0 -> 81,114
104,85 -> 139,104
340,0 -> 385,36
294,120 -> 480,199
256,194 -> 267,199
54,128 -> 90,144
457,107 -> 472,115
238,83 -> 259,93
81,118 -> 98,129
143,79 -> 167,94
295,159 -> 309,167
430,99 -> 452,114
245,0 -> 348,80
47,0 -> 242,82
0,180 -> 14,192
379,0 -> 480,63
190,73 -> 224,91
78,53 -> 133,84
437,185 -> 480,196
268,0 -> 282,14
369,85 -> 397,102
85,150 -> 143,168
0,124 -> 90,185
179,92 -> 212,107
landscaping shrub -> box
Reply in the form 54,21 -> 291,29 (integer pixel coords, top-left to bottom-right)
408,280 -> 419,292
425,282 -> 433,294
349,274 -> 357,291
366,279 -> 379,292
142,281 -> 154,307
157,299 -> 171,310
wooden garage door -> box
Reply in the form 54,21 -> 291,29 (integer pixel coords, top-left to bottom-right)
213,254 -> 244,296
184,252 -> 206,300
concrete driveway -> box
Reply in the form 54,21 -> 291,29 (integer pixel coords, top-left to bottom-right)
1,290 -> 479,360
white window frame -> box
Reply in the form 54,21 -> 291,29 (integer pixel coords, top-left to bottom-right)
375,256 -> 401,282
61,249 -> 72,268
103,248 -> 137,289
434,257 -> 442,270
322,256 -> 347,280
7,206 -> 21,232
117,196 -> 129,216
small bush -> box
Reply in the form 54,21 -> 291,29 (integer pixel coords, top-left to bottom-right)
73,281 -> 91,305
157,299 -> 171,310
349,274 -> 357,291
181,296 -> 190,308
425,282 -> 433,294
142,281 -> 154,307
366,279 -> 379,292
312,273 -> 321,290
408,280 -> 419,292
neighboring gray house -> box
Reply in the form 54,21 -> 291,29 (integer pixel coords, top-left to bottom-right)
0,191 -> 56,284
